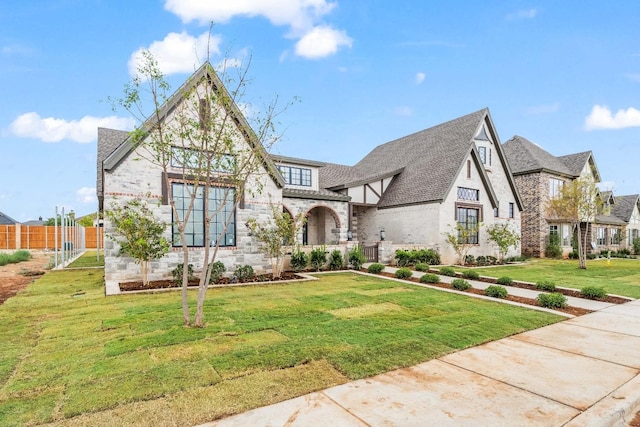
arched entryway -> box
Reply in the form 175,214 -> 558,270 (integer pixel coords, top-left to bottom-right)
303,205 -> 341,245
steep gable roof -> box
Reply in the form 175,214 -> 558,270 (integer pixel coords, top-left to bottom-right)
502,135 -> 575,177
318,108 -> 522,209
0,211 -> 18,225
100,62 -> 284,195
612,194 -> 640,223
558,151 -> 601,182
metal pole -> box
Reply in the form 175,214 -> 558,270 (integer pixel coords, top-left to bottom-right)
62,207 -> 66,266
96,211 -> 99,261
54,207 -> 59,268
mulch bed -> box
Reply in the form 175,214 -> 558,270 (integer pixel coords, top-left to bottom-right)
377,271 -> 592,316
435,271 -> 631,305
119,272 -> 304,292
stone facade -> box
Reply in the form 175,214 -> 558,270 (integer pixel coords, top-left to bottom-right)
283,197 -> 349,245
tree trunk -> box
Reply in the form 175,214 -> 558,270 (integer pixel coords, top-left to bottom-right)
181,242 -> 191,326
141,260 -> 149,287
577,223 -> 587,269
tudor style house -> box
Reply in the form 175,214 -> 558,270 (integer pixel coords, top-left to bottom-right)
97,62 -> 350,294
316,108 -> 523,264
612,194 -> 640,250
503,136 -> 626,257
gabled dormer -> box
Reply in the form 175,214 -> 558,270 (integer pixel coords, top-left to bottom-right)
271,155 -> 324,192
473,123 -> 494,170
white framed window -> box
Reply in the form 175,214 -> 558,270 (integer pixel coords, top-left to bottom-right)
596,227 -> 606,246
561,224 -> 570,246
457,187 -> 479,201
549,178 -> 564,198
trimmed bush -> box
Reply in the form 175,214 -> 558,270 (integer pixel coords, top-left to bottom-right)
415,263 -> 429,272
394,267 -> 413,279
394,248 -> 441,266
290,249 -> 309,272
419,273 -> 440,284
234,265 -> 255,281
11,250 -> 31,263
310,246 -> 328,271
367,263 -> 385,274
464,254 -> 475,266
581,286 -> 607,300
537,292 -> 567,308
208,261 -> 226,283
496,276 -> 513,286
171,263 -> 194,284
451,278 -> 471,291
485,285 -> 508,299
545,233 -> 562,259
348,245 -> 367,270
439,266 -> 456,277
328,250 -> 344,270
462,270 -> 480,280
536,280 -> 556,292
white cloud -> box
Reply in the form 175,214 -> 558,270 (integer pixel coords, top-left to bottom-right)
584,105 -> 640,130
77,187 -> 97,204
394,106 -> 413,117
525,103 -> 560,115
415,72 -> 426,84
128,31 -> 220,76
164,0 -> 336,33
1,43 -> 34,57
8,112 -> 135,143
164,0 -> 350,59
506,9 -> 537,20
295,26 -> 352,59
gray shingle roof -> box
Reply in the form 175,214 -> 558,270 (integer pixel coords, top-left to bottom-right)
612,194 -> 639,223
502,135 -> 575,177
318,108 -> 517,208
97,127 -> 129,210
282,188 -> 350,202
595,214 -> 627,226
557,151 -> 593,177
0,211 -> 18,225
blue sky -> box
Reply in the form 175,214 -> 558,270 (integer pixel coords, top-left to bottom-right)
1,1 -> 639,222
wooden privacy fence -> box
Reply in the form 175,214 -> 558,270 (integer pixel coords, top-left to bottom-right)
0,225 -> 103,250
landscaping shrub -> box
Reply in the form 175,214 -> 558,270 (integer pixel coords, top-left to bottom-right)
208,261 -> 226,283
451,278 -> 471,291
415,263 -> 429,272
505,255 -> 528,262
439,266 -> 456,277
485,285 -> 508,299
328,249 -> 344,270
476,255 -> 487,266
486,255 -> 498,265
496,276 -> 513,286
0,253 -> 9,267
394,267 -> 413,279
536,280 -> 556,292
462,270 -> 480,280
367,263 -> 385,274
290,249 -> 309,272
11,250 -> 31,263
348,245 -> 367,270
419,273 -> 440,284
568,251 -> 579,259
537,292 -> 567,308
545,233 -> 562,259
171,263 -> 194,284
394,248 -> 441,266
587,253 -> 598,260
634,237 -> 640,255
234,265 -> 255,281
581,286 -> 607,300
310,246 -> 328,271
464,254 -> 475,266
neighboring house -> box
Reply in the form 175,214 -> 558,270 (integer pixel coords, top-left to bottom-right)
316,108 -> 523,264
98,62 -> 350,292
612,194 -> 640,251
0,211 -> 18,226
503,135 -> 623,257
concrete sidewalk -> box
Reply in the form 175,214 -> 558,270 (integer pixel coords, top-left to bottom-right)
201,287 -> 640,426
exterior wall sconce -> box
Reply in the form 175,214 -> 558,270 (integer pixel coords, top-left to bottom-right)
380,229 -> 385,241
347,230 -> 353,241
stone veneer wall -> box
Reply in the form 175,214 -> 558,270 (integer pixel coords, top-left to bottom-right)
282,197 -> 349,244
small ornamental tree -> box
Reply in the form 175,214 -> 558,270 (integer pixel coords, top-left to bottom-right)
105,198 -> 170,286
485,223 -> 520,263
546,178 -> 606,269
444,222 -> 482,265
246,203 -> 305,279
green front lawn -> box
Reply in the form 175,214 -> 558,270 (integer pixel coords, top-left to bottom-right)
0,255 -> 561,426
456,258 -> 640,298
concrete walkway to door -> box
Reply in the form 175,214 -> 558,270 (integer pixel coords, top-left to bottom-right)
201,293 -> 640,426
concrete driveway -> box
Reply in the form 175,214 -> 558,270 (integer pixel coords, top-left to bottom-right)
202,299 -> 640,426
